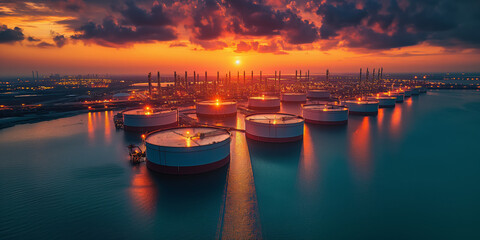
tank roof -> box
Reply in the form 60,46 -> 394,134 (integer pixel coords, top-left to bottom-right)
123,108 -> 175,116
197,100 -> 236,105
345,100 -> 379,105
246,113 -> 303,124
250,96 -> 279,100
146,127 -> 230,148
369,96 -> 396,100
282,92 -> 306,95
303,104 -> 347,111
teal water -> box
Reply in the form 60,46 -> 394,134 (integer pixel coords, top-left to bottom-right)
1,90 -> 480,239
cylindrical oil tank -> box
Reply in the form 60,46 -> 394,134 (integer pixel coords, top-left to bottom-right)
281,93 -> 307,103
411,87 -> 420,95
303,104 -> 348,125
403,89 -> 412,97
344,100 -> 379,115
381,92 -> 404,103
145,127 -> 231,175
248,96 -> 281,110
367,96 -> 396,108
123,108 -> 178,132
245,113 -> 304,142
196,100 -> 237,118
390,92 -> 404,102
307,90 -> 330,99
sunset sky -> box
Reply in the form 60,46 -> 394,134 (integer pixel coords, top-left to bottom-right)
1,0 -> 479,77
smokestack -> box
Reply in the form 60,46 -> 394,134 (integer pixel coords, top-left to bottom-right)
185,71 -> 188,90
205,71 -> 207,93
174,71 -> 177,88
326,69 -> 329,81
193,71 -> 196,85
243,71 -> 246,85
295,70 -> 298,80
373,68 -> 376,81
229,71 -> 231,86
275,71 -> 277,89
299,70 -> 302,81
359,68 -> 362,82
216,71 -> 219,93
278,71 -> 281,91
307,70 -> 310,82
380,67 -> 383,80
157,71 -> 161,97
148,72 -> 152,96
260,71 -> 262,85
251,71 -> 253,83
366,68 -> 369,81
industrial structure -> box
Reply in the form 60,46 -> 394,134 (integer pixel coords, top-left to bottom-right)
122,107 -> 178,132
303,104 -> 349,125
248,96 -> 281,110
196,100 -> 237,118
145,126 -> 231,174
245,113 -> 304,142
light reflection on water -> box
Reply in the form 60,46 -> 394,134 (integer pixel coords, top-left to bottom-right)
1,90 -> 480,239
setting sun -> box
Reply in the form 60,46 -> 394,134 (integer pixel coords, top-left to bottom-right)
235,60 -> 241,65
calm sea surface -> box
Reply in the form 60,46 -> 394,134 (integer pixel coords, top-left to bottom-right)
1,90 -> 480,239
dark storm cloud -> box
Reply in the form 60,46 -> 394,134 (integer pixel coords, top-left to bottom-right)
53,34 -> 67,47
317,0 -> 367,39
226,0 -> 285,36
72,18 -> 177,47
121,1 -> 171,26
3,0 -> 479,51
72,1 -> 177,46
191,0 -> 225,40
223,0 -> 319,44
27,36 -> 41,42
315,0 -> 480,49
282,10 -> 318,44
0,25 -> 24,43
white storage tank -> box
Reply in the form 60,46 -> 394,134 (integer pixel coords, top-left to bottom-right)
281,93 -> 307,103
419,86 -> 427,93
389,92 -> 404,103
307,90 -> 330,99
196,100 -> 237,118
123,107 -> 178,132
344,99 -> 379,115
411,87 -> 420,95
248,96 -> 281,110
245,113 -> 304,142
367,96 -> 396,108
145,127 -> 231,174
303,104 -> 348,125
